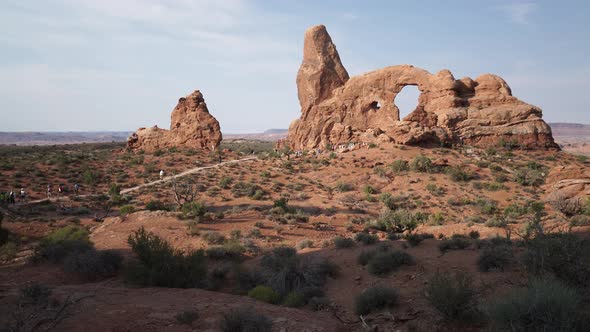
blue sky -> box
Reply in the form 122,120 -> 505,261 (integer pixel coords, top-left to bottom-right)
1,0 -> 589,132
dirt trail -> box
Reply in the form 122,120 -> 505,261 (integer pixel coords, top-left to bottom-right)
120,156 -> 258,194
18,157 -> 257,204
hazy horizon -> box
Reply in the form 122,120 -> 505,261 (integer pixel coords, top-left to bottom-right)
2,0 -> 589,133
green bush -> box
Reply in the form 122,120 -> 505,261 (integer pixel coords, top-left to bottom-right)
468,230 -> 480,239
389,160 -> 409,173
354,286 -> 399,315
219,176 -> 233,189
219,307 -> 272,332
248,285 -> 280,304
403,233 -> 434,247
63,249 -> 123,280
206,242 -> 245,260
335,182 -> 354,192
447,166 -> 474,182
410,155 -> 433,173
521,233 -> 590,287
333,237 -> 355,248
477,244 -> 513,272
260,246 -> 338,298
283,292 -> 305,307
367,250 -> 414,276
378,209 -> 419,233
425,271 -> 478,321
438,234 -> 471,253
125,227 -> 207,288
145,200 -> 171,211
119,204 -> 135,216
181,201 -> 207,219
514,168 -> 545,187
309,296 -> 331,311
354,232 -> 379,245
487,278 -> 583,331
32,226 -> 92,263
202,231 -> 226,245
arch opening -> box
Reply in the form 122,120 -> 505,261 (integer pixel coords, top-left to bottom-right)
394,85 -> 420,120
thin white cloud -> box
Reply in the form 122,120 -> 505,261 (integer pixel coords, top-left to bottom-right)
498,2 -> 537,25
339,12 -> 359,21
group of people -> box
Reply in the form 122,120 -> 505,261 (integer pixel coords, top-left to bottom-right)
46,183 -> 81,198
1,188 -> 26,204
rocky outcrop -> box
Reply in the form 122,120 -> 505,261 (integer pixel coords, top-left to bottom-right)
287,25 -> 558,150
127,90 -> 222,152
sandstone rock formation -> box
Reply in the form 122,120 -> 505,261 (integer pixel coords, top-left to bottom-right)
127,90 -> 222,152
287,25 -> 558,150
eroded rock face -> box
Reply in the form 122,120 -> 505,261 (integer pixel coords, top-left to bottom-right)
287,25 -> 558,150
127,90 -> 222,152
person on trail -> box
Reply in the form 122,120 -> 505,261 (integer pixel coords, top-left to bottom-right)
47,185 -> 52,199
9,191 -> 15,204
159,170 -> 164,180
74,183 -> 80,195
20,188 -> 26,202
58,184 -> 64,198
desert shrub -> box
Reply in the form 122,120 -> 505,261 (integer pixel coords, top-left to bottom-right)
335,182 -> 354,192
377,209 -> 420,233
180,201 -> 207,220
283,291 -> 305,307
0,241 -> 17,261
404,233 -> 434,247
260,246 -> 338,298
248,285 -> 280,304
389,159 -> 409,173
202,231 -> 226,245
219,306 -> 272,332
468,230 -> 480,239
367,250 -> 414,276
82,168 -> 100,186
520,233 -> 590,288
447,166 -> 474,182
358,243 -> 391,265
32,226 -> 92,263
362,185 -> 377,195
145,200 -> 171,211
426,183 -> 445,196
354,286 -> 399,315
438,234 -> 471,253
125,227 -> 207,288
514,168 -> 545,187
309,296 -> 331,311
175,310 -> 199,325
425,271 -> 478,321
219,176 -> 233,189
477,243 -> 513,272
231,181 -> 263,198
484,216 -> 508,228
206,242 -> 245,260
475,198 -> 498,215
333,236 -> 355,248
410,155 -> 433,173
296,239 -> 314,249
354,232 -> 379,245
63,249 -> 123,280
487,278 -> 583,331
119,204 -> 135,216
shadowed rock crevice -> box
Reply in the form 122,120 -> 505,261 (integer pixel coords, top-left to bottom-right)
287,25 -> 558,150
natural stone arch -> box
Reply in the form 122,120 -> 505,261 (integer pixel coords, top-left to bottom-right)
392,84 -> 422,121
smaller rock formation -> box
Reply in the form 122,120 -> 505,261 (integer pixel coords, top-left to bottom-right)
127,90 -> 222,152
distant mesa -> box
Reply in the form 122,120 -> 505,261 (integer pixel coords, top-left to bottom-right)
127,90 -> 222,152
286,24 -> 558,150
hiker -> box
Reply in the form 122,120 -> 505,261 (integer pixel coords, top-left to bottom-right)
74,183 -> 80,195
20,188 -> 26,202
58,184 -> 64,197
47,185 -> 52,199
159,170 -> 164,180
9,191 -> 15,204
